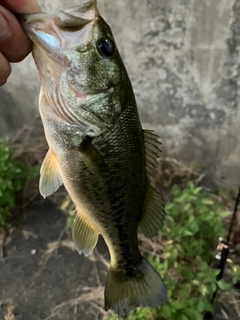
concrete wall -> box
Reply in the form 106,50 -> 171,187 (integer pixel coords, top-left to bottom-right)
0,0 -> 239,188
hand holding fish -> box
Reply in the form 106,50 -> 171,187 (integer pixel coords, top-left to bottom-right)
0,0 -> 41,85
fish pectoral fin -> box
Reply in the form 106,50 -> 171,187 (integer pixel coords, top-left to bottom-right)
72,209 -> 99,257
78,138 -> 105,178
39,149 -> 63,198
138,182 -> 165,238
144,130 -> 161,175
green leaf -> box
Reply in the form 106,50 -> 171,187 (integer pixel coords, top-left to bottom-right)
171,300 -> 184,310
201,199 -> 214,205
183,203 -> 191,211
196,299 -> 206,312
217,279 -> 231,291
193,186 -> 202,194
219,211 -> 230,217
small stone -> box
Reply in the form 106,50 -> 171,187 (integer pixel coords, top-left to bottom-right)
31,249 -> 37,255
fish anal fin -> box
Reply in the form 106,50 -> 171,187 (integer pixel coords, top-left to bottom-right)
144,130 -> 161,175
72,209 -> 99,257
138,182 -> 165,238
39,149 -> 62,198
105,257 -> 167,315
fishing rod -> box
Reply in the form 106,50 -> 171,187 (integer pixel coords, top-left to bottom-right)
204,185 -> 240,320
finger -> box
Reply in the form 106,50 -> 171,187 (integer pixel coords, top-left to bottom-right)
0,0 -> 41,14
0,52 -> 11,85
0,5 -> 32,62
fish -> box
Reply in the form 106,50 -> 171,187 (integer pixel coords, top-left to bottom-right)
19,0 -> 167,315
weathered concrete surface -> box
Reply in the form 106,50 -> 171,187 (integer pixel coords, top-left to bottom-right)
0,0 -> 239,188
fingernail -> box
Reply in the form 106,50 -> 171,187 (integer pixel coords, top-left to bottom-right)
0,13 -> 11,39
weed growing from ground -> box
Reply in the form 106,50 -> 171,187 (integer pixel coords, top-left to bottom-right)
109,182 -> 238,320
0,138 -> 38,226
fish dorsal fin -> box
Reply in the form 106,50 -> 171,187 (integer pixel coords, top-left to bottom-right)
144,130 -> 161,175
39,149 -> 63,198
138,181 -> 165,238
72,209 -> 99,257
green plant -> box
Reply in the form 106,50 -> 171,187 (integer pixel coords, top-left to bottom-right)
61,195 -> 75,228
108,182 -> 236,320
231,263 -> 240,286
0,138 -> 38,226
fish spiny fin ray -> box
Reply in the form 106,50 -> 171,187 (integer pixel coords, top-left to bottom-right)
144,130 -> 161,175
105,257 -> 167,315
138,182 -> 165,238
39,149 -> 62,198
72,210 -> 99,257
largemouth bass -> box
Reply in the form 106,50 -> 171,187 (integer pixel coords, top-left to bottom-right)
20,0 -> 167,315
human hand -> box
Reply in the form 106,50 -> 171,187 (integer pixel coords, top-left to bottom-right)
0,0 -> 41,85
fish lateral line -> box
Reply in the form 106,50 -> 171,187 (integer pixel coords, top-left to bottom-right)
21,0 -> 167,315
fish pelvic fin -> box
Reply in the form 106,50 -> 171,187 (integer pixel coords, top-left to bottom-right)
72,209 -> 99,257
39,149 -> 63,198
138,181 -> 166,238
104,257 -> 167,316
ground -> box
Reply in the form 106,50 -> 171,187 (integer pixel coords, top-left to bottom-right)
0,200 -> 112,320
0,198 -> 239,320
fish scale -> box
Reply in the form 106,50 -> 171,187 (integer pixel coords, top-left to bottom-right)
19,0 -> 167,315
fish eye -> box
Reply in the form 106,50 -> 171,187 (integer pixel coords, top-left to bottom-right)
97,37 -> 115,58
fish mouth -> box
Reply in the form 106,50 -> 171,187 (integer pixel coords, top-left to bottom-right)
18,1 -> 115,133
18,0 -> 99,57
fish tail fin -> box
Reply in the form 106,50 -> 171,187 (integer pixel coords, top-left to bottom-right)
104,257 -> 167,316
